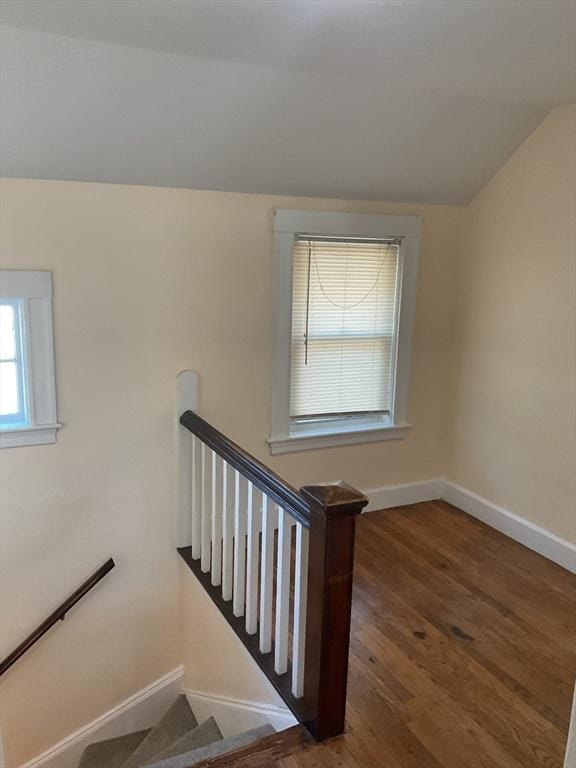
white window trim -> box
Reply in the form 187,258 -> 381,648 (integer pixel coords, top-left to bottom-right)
0,270 -> 61,448
269,210 -> 421,454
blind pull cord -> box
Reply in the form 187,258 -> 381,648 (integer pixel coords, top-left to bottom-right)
312,247 -> 393,310
304,239 -> 312,365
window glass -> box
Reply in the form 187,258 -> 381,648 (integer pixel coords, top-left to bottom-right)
0,304 -> 16,360
0,361 -> 19,416
0,300 -> 26,425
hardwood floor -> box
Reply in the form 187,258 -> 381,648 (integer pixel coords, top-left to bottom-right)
278,500 -> 576,768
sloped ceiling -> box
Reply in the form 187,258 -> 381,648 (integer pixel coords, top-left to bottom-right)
1,0 -> 574,203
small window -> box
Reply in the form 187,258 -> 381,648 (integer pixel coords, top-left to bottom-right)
269,211 -> 421,454
0,271 -> 60,448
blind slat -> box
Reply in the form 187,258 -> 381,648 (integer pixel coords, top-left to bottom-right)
290,238 -> 399,418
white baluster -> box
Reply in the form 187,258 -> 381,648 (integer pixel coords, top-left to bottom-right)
222,462 -> 234,601
292,523 -> 309,698
191,436 -> 202,560
259,497 -> 275,654
274,509 -> 292,675
233,471 -> 247,617
211,453 -> 223,587
200,443 -> 212,573
245,484 -> 260,635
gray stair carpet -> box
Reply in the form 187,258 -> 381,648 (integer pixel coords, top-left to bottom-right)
145,717 -> 222,763
122,695 -> 198,768
145,724 -> 276,768
79,729 -> 152,768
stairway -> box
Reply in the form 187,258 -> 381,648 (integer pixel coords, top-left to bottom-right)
78,695 -> 275,768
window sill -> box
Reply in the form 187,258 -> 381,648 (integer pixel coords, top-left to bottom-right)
0,423 -> 62,448
268,423 -> 410,455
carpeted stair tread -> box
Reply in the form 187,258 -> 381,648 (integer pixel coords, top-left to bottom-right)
79,729 -> 152,768
144,724 -> 276,768
144,717 -> 222,763
122,695 -> 198,768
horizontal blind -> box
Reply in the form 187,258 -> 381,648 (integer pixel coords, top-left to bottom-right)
290,237 -> 400,419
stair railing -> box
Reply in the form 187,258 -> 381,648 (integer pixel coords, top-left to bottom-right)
0,557 -> 115,677
176,372 -> 367,741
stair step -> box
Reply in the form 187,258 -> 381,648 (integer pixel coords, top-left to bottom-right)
145,717 -> 222,764
181,725 -> 310,768
144,724 -> 276,768
121,695 -> 198,768
79,729 -> 151,768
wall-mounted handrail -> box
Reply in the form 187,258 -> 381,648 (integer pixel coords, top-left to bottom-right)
180,410 -> 310,528
0,558 -> 115,677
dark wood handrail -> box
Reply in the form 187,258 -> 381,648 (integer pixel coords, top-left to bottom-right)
180,410 -> 311,528
0,558 -> 115,677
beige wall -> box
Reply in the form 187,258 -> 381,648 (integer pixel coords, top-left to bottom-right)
0,180 -> 460,764
449,105 -> 576,542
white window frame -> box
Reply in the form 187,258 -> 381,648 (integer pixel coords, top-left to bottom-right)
0,271 -> 60,448
269,210 -> 421,455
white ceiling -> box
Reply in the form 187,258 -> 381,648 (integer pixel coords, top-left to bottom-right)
1,0 -> 574,203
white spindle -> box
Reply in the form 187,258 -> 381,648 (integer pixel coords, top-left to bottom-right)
274,509 -> 292,675
259,497 -> 275,653
245,484 -> 260,635
191,436 -> 202,559
211,453 -> 223,586
200,444 -> 212,573
222,462 -> 234,601
233,471 -> 247,617
292,523 -> 309,697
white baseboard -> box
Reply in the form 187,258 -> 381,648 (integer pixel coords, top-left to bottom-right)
442,481 -> 576,574
183,690 -> 297,738
364,478 -> 443,512
21,667 -> 184,768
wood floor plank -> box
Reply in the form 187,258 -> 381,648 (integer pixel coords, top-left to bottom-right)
425,501 -> 576,599
359,514 -> 574,724
277,501 -> 575,768
379,504 -> 576,655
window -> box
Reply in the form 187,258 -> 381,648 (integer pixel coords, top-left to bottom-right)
270,211 -> 421,454
0,271 -> 60,447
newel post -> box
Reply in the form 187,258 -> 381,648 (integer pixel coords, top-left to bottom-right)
299,481 -> 368,741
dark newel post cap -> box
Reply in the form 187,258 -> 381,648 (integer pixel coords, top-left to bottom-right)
300,481 -> 368,516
